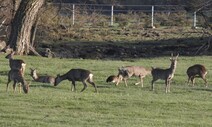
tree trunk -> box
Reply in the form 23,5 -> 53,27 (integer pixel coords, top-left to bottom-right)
12,0 -> 22,17
8,0 -> 44,55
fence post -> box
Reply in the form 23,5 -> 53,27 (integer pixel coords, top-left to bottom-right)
193,11 -> 197,29
151,6 -> 155,28
111,5 -> 114,26
72,4 -> 75,25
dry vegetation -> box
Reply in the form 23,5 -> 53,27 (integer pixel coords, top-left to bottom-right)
36,4 -> 211,43
31,4 -> 211,59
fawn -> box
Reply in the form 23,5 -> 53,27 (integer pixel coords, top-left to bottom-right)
186,64 -> 207,87
54,69 -> 97,92
151,53 -> 179,93
6,69 -> 29,94
116,66 -> 151,87
30,68 -> 55,85
5,51 -> 26,74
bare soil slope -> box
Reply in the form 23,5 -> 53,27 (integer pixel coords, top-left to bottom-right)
38,37 -> 211,59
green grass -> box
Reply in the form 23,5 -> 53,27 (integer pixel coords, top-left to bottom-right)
0,54 -> 211,127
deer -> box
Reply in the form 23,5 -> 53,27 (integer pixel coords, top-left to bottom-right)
5,51 -> 26,74
6,69 -> 29,94
115,66 -> 152,87
106,75 -> 119,83
151,53 -> 179,93
186,64 -> 208,87
30,68 -> 55,85
54,69 -> 98,92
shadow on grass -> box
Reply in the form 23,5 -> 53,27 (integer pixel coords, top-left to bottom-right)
30,84 -> 56,89
191,87 -> 212,92
97,84 -> 112,88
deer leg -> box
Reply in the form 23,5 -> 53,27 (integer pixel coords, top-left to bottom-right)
115,76 -> 122,86
141,78 -> 144,87
191,77 -> 195,87
200,74 -> 207,87
19,83 -> 22,93
71,81 -> 76,92
115,81 -> 120,86
202,77 -> 207,88
13,81 -> 17,93
187,76 -> 191,86
134,82 -> 140,85
87,80 -> 98,93
6,79 -> 11,92
168,80 -> 171,93
140,75 -> 145,87
151,79 -> 156,91
115,79 -> 120,86
81,81 -> 87,92
135,77 -> 140,86
124,78 -> 128,87
165,79 -> 169,93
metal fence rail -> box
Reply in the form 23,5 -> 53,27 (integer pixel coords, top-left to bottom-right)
51,3 -> 211,28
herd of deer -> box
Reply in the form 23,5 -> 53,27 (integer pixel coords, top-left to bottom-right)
5,52 -> 208,94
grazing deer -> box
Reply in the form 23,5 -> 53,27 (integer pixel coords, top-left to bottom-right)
116,66 -> 151,87
186,64 -> 207,87
5,51 -> 26,74
6,69 -> 29,94
54,69 -> 97,92
30,68 -> 55,85
106,75 -> 119,83
151,53 -> 179,93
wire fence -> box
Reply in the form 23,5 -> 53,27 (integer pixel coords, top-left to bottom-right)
51,3 -> 211,28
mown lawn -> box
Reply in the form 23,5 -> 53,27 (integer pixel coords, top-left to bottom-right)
0,54 -> 211,127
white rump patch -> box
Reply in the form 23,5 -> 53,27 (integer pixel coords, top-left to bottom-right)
89,74 -> 93,79
22,63 -> 26,67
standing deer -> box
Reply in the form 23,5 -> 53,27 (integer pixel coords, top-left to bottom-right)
186,64 -> 207,87
6,69 -> 29,94
54,69 -> 97,92
5,51 -> 26,74
30,68 -> 55,85
116,66 -> 151,87
151,53 -> 179,93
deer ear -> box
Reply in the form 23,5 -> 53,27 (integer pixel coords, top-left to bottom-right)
176,53 -> 179,58
118,67 -> 123,71
171,53 -> 173,58
118,67 -> 121,70
170,53 -> 174,60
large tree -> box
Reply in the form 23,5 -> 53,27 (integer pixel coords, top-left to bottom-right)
6,0 -> 45,55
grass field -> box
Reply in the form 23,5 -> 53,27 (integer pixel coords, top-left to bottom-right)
0,54 -> 211,127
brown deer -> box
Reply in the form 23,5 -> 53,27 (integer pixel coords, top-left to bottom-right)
30,68 -> 55,85
5,51 -> 26,74
151,53 -> 179,93
54,69 -> 97,92
106,75 -> 119,83
116,66 -> 151,87
186,64 -> 207,87
6,69 -> 29,94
